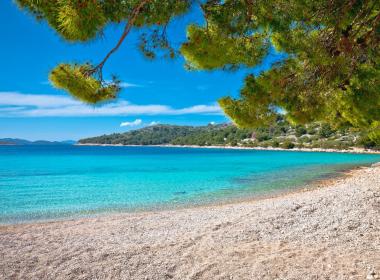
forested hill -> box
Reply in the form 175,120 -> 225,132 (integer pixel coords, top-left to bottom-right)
0,138 -> 75,146
78,122 -> 379,150
79,125 -> 223,146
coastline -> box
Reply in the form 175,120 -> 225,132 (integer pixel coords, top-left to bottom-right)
0,162 -> 369,226
0,161 -> 371,226
76,143 -> 380,154
1,163 -> 379,279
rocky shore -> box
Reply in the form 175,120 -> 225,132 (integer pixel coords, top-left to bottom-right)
76,143 -> 380,154
1,164 -> 379,279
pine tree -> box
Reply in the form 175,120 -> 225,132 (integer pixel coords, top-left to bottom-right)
16,0 -> 380,142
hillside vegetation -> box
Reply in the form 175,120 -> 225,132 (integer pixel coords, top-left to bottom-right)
79,119 -> 379,150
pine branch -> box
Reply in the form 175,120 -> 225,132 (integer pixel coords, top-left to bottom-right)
87,0 -> 151,78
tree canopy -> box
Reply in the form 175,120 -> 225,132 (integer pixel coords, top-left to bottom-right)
16,0 -> 380,143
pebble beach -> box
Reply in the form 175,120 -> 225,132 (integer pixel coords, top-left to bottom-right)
1,164 -> 379,280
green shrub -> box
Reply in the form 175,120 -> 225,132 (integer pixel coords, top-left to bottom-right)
281,140 -> 295,149
256,132 -> 271,142
299,136 -> 311,143
294,143 -> 304,148
309,135 -> 320,142
259,142 -> 270,148
295,125 -> 307,137
271,140 -> 280,147
230,140 -> 238,146
319,124 -> 334,138
358,136 -> 377,149
320,140 -> 338,149
368,122 -> 380,146
306,127 -> 316,135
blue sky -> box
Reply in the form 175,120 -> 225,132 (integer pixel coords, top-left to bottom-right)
0,1 -> 284,141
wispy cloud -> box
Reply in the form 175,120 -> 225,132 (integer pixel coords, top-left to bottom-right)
0,92 -> 79,107
105,81 -> 142,88
119,82 -> 142,88
0,92 -> 222,117
120,119 -> 159,127
149,121 -> 159,126
120,119 -> 142,127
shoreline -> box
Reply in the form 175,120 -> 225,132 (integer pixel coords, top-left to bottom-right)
0,162 -> 373,226
1,164 -> 379,279
76,143 -> 380,154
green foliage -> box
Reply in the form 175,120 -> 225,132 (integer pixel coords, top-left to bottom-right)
16,0 -> 191,41
306,124 -> 318,135
15,0 -> 380,130
256,132 -> 271,142
191,0 -> 380,129
16,0 -> 191,103
358,135 -> 377,149
49,63 -> 120,104
80,125 -> 197,145
281,140 -> 295,149
271,140 -> 280,148
57,1 -> 106,42
181,24 -> 268,70
79,121 -> 376,150
318,124 -> 335,138
295,125 -> 307,137
218,74 -> 278,128
16,0 -> 106,42
367,121 -> 380,146
299,136 -> 311,143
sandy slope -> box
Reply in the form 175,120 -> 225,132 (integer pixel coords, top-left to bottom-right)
1,166 -> 379,280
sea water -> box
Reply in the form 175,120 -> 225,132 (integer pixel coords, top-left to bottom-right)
0,145 -> 379,223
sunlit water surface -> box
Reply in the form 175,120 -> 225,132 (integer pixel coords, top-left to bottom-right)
1,145 -> 379,223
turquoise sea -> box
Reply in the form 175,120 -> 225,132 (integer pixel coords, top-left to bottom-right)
0,145 -> 379,223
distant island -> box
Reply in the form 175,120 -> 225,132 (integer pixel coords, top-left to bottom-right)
79,120 -> 379,151
0,138 -> 76,146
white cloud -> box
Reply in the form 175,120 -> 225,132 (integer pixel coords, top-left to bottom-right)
0,92 -> 79,108
104,81 -> 141,88
0,92 -> 222,117
210,121 -> 216,125
120,119 -> 142,127
149,121 -> 159,126
120,82 -> 142,88
174,104 -> 221,115
0,106 -> 27,112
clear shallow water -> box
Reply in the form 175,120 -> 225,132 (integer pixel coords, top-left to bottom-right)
0,145 -> 379,223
